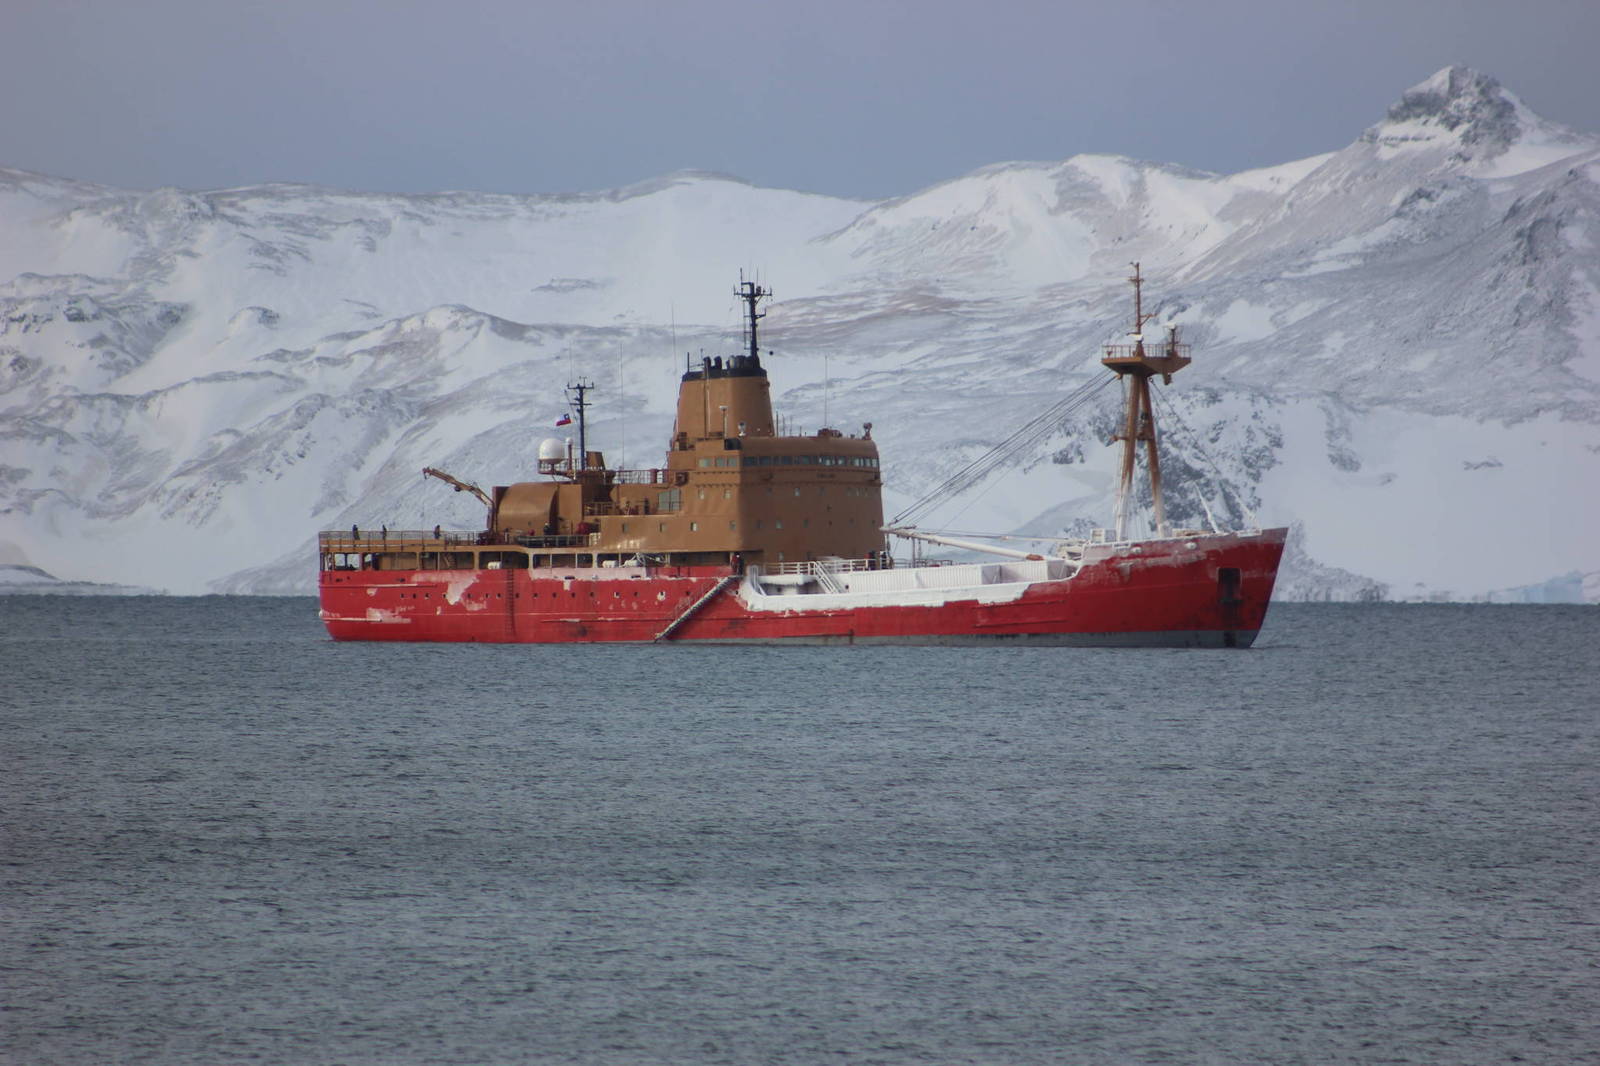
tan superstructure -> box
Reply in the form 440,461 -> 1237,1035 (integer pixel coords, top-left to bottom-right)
442,281 -> 883,571
487,348 -> 883,569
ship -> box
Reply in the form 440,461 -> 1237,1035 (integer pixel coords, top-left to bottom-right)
318,268 -> 1286,646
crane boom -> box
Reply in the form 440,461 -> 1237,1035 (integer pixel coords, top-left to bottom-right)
421,466 -> 492,508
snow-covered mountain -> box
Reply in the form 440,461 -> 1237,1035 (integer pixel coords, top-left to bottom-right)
2,66 -> 1597,600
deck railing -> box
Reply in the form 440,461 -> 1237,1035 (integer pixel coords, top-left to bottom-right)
318,529 -> 599,551
1100,342 -> 1191,361
607,468 -> 669,485
772,556 -> 893,576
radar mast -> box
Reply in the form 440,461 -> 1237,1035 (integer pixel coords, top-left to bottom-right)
566,378 -> 594,472
737,273 -> 768,362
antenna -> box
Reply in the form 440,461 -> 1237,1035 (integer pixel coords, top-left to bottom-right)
736,271 -> 768,362
616,348 -> 626,470
1129,261 -> 1155,352
823,352 -> 830,427
566,378 -> 594,471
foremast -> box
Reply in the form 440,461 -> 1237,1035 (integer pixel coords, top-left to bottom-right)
1102,263 -> 1190,540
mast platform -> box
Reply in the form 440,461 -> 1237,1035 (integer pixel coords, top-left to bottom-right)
1101,342 -> 1191,381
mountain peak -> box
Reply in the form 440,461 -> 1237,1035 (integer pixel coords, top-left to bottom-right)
1355,66 -> 1593,175
1364,66 -> 1520,152
1387,66 -> 1512,137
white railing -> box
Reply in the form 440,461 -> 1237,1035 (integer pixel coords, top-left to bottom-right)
772,556 -> 881,576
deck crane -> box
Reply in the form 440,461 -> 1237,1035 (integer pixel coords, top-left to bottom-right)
421,466 -> 492,508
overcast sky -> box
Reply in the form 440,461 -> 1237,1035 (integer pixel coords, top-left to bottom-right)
3,0 -> 1597,200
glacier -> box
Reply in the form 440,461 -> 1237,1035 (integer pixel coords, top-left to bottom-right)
1,66 -> 1597,601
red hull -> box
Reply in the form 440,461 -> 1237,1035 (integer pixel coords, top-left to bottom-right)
319,529 -> 1286,647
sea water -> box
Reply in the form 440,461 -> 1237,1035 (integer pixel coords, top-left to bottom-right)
3,597 -> 1596,1065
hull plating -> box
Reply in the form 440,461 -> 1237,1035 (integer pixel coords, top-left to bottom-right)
319,530 -> 1286,648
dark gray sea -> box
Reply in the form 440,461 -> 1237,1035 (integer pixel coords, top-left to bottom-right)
3,598 -> 1596,1065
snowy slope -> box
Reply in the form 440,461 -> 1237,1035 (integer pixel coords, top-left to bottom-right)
2,67 -> 1597,601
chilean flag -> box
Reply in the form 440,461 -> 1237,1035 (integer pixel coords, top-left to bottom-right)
554,413 -> 573,427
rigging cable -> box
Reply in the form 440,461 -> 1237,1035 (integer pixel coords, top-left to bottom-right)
890,374 -> 1116,528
